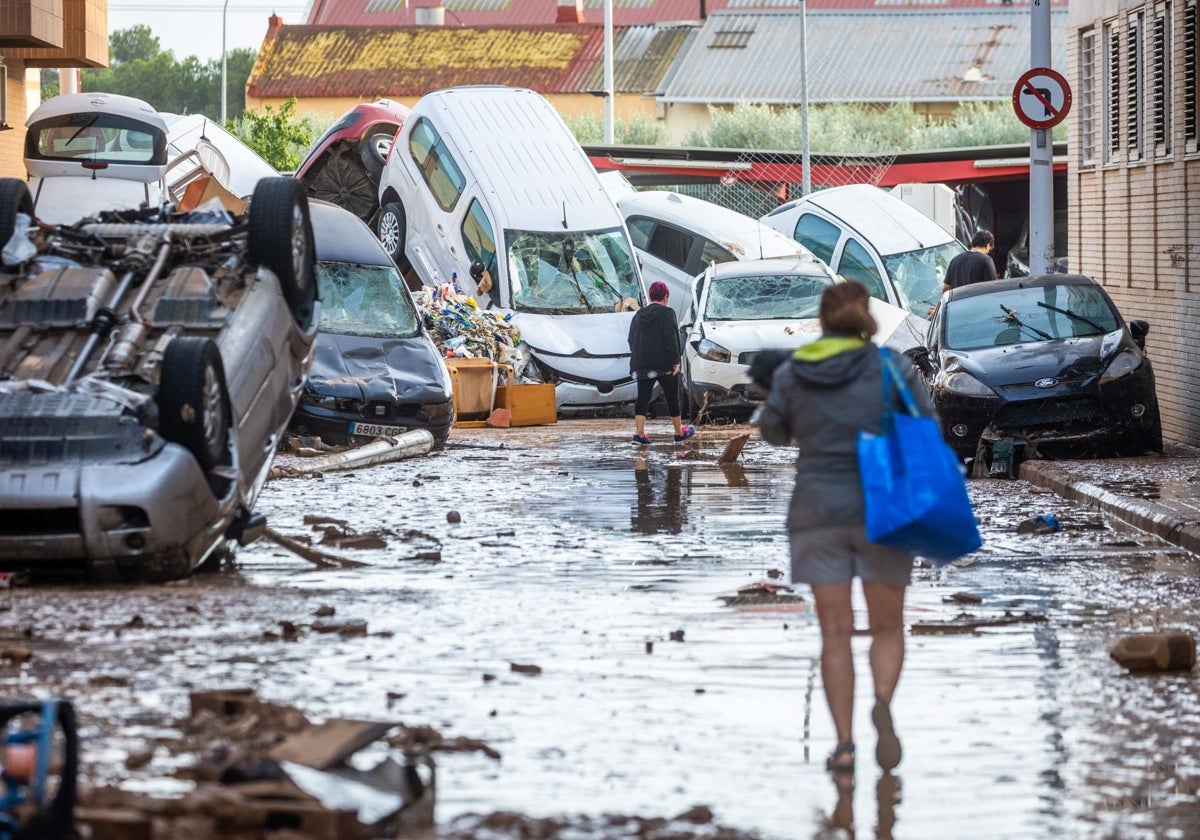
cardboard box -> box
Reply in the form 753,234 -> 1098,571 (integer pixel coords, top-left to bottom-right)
495,383 -> 557,426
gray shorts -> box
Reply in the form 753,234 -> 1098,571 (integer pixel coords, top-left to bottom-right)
789,525 -> 914,588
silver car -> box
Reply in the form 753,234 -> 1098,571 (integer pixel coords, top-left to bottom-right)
0,175 -> 319,581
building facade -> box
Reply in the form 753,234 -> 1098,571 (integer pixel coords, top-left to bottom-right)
1069,0 -> 1200,444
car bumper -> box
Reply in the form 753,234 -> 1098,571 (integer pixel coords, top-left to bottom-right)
292,400 -> 455,446
0,444 -> 233,581
935,374 -> 1160,459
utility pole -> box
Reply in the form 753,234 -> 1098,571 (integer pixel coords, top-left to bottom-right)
1028,0 -> 1053,274
603,0 -> 614,143
799,0 -> 811,196
221,0 -> 231,124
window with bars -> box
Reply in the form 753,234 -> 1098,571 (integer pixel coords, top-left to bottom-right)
1153,7 -> 1172,152
1081,29 -> 1098,164
1128,12 -> 1144,160
1186,1 -> 1197,148
1104,22 -> 1121,161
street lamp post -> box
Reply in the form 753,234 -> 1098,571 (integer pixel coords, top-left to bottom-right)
221,0 -> 231,124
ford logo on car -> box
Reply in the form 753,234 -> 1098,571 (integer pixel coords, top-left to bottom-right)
1035,377 -> 1059,389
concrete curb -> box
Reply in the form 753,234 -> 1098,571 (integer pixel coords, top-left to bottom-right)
1019,460 -> 1200,555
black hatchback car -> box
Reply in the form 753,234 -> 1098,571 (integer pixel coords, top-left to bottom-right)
290,201 -> 455,447
914,274 -> 1161,466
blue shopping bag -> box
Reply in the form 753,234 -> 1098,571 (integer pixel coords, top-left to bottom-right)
857,350 -> 982,565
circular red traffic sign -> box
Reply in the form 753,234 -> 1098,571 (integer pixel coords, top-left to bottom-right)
1012,67 -> 1072,130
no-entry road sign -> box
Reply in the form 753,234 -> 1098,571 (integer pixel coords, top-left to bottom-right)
1013,68 -> 1072,130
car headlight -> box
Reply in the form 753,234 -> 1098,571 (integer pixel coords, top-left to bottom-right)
420,400 -> 454,421
939,371 -> 997,397
1100,350 -> 1142,383
696,338 -> 732,364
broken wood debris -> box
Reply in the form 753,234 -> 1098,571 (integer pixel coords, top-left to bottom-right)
910,610 -> 1049,635
263,528 -> 368,569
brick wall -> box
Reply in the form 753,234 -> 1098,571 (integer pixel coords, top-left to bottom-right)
0,61 -> 29,179
1071,0 -> 1200,446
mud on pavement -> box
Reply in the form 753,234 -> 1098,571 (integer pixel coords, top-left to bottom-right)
3,419 -> 1200,839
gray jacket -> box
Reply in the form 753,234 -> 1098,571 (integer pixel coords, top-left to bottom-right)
758,338 -> 935,532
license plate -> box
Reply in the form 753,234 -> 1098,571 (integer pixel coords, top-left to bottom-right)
348,422 -> 408,438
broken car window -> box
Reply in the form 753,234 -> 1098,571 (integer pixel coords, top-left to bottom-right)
317,261 -> 421,339
882,241 -> 961,318
703,273 -> 831,321
505,228 -> 642,315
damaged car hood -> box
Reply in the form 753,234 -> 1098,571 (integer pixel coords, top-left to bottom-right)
944,331 -> 1129,390
701,319 -> 822,353
308,335 -> 449,402
512,311 -> 635,383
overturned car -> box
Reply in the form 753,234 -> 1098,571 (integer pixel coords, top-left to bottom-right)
0,176 -> 319,581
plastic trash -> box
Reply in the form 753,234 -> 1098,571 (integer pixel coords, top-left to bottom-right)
1017,513 -> 1061,535
1,214 -> 37,266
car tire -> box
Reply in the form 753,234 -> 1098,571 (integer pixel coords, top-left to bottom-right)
158,337 -> 232,473
247,177 -> 317,327
377,201 -> 411,272
305,147 -> 378,222
359,129 -> 396,178
0,178 -> 34,263
1134,415 -> 1164,454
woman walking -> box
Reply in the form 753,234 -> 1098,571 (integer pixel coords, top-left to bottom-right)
757,281 -> 934,776
627,281 -> 695,444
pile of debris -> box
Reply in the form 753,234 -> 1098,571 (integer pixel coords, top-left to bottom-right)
413,284 -> 524,373
75,688 -> 442,840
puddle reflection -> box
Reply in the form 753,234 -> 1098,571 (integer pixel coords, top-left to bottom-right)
814,772 -> 901,839
632,457 -> 685,534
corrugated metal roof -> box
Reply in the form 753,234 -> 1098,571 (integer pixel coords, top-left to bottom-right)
660,8 -> 1069,104
306,0 -> 1067,27
247,25 -> 606,99
581,24 -> 699,94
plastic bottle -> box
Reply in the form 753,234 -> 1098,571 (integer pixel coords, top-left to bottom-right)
1110,632 -> 1196,672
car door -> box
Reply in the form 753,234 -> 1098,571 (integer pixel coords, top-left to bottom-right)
401,118 -> 471,286
627,216 -> 696,318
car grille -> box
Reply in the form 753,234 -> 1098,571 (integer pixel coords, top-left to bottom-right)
0,392 -> 143,464
736,351 -> 757,366
993,396 -> 1107,430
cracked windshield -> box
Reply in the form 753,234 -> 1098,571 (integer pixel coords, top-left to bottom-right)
505,228 -> 642,314
883,241 -> 960,316
704,272 -> 831,320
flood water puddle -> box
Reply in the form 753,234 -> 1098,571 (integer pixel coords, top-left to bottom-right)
3,421 -> 1199,839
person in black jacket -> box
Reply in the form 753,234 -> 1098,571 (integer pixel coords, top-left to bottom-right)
628,281 -> 695,444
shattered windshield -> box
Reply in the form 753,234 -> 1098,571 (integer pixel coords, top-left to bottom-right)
317,261 -> 421,339
944,284 -> 1120,351
883,241 -> 963,317
505,228 -> 643,315
704,272 -> 832,321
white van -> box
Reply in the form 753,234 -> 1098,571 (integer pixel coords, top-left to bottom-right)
600,172 -> 813,320
760,184 -> 965,319
375,86 -> 645,411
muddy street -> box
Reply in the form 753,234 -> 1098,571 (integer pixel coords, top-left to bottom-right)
3,419 -> 1199,839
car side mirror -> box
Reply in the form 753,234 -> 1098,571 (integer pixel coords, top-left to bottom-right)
1128,319 -> 1149,348
906,346 -> 936,377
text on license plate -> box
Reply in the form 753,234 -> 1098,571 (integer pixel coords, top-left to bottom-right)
349,422 -> 408,437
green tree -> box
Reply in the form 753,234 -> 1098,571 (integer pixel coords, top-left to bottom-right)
227,98 -> 314,172
72,27 -> 255,120
109,25 -> 161,65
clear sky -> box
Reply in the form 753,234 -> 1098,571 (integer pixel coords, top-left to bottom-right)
106,2 -> 310,64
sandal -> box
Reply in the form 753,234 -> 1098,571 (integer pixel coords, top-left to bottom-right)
873,697 -> 902,771
825,740 -> 855,774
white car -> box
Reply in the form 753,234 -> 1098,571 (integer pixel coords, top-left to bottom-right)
681,255 -> 928,416
600,172 -> 813,319
760,184 -> 965,319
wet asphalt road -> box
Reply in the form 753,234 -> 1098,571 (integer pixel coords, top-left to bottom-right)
2,419 -> 1199,839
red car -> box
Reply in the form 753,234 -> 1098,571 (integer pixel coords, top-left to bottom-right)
295,99 -> 409,223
